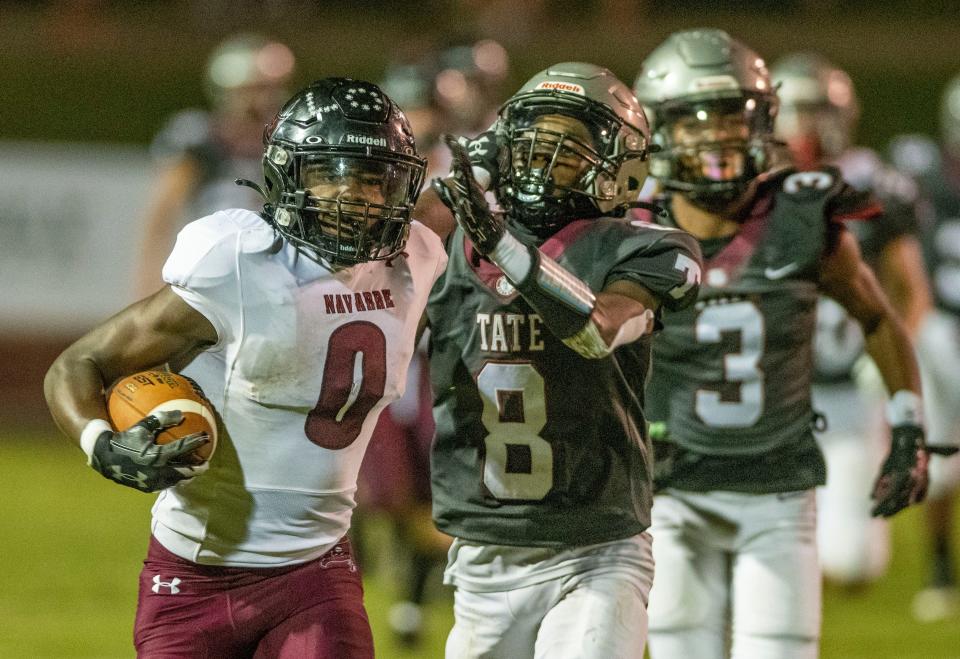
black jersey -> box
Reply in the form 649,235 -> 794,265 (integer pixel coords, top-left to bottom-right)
916,157 -> 960,318
647,167 -> 880,494
428,218 -> 701,547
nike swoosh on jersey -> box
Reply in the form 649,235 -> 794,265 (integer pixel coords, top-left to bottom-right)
764,262 -> 799,279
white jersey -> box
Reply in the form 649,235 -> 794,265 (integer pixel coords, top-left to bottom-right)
153,208 -> 446,567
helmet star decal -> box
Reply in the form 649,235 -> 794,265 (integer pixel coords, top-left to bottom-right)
332,82 -> 390,121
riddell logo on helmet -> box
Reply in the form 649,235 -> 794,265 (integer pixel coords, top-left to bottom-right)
345,134 -> 387,147
535,81 -> 585,95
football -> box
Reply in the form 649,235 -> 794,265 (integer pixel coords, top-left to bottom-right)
107,370 -> 217,464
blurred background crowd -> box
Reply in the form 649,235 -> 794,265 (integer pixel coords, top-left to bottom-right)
1,1 -> 959,657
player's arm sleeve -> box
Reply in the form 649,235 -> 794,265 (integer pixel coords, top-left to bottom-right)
868,173 -> 923,249
605,229 -> 704,312
511,227 -> 701,359
825,175 -> 883,223
161,213 -> 243,351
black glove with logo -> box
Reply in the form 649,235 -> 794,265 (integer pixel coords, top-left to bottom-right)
432,134 -> 506,255
89,410 -> 209,493
871,423 -> 930,517
460,130 -> 505,187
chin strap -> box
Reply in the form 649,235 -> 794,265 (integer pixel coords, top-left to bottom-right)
624,200 -> 670,221
235,177 -> 268,200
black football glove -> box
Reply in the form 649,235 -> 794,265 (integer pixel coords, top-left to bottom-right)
90,410 -> 209,493
461,130 -> 506,187
432,134 -> 506,255
871,423 -> 930,517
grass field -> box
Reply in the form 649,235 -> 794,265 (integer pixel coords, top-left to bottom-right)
1,432 -> 958,658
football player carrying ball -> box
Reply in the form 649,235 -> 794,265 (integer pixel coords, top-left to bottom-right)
45,78 -> 446,658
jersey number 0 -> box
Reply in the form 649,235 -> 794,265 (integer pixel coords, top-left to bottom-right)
305,321 -> 387,450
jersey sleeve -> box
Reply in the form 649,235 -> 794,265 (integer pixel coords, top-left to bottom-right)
869,167 -> 922,239
822,167 -> 883,223
605,224 -> 704,311
802,166 -> 902,259
162,210 -> 254,350
406,221 -> 449,288
150,109 -> 213,163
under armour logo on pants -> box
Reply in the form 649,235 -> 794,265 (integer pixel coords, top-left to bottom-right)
152,575 -> 182,594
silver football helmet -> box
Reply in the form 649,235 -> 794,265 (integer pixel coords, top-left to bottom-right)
771,52 -> 859,167
633,29 -> 778,210
497,62 -> 652,234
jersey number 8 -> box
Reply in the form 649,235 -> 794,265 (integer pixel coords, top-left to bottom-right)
477,362 -> 553,501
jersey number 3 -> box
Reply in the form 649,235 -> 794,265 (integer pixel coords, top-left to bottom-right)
305,321 -> 387,450
695,301 -> 765,427
477,362 -> 553,501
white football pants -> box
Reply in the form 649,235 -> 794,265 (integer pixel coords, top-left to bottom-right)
648,489 -> 820,659
445,535 -> 654,659
917,310 -> 960,500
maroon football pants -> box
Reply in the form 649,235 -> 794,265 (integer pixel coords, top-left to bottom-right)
134,536 -> 373,658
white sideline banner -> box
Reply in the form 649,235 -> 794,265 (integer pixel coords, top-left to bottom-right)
0,141 -> 152,335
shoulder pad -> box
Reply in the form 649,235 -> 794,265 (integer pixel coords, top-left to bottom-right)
834,147 -> 882,190
835,148 -> 919,205
609,218 -> 702,311
776,166 -> 881,222
162,210 -> 277,289
871,165 -> 920,206
150,109 -> 213,162
780,166 -> 843,196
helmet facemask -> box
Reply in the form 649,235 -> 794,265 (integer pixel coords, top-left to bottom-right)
651,94 -> 776,213
770,53 -> 860,169
269,150 -> 424,266
499,95 -> 647,235
775,103 -> 851,169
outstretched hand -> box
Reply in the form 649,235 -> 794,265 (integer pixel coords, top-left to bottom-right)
432,135 -> 506,255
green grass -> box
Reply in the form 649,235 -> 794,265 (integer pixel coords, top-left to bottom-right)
1,433 -> 957,658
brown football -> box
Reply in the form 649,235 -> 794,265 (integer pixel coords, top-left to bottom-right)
107,370 -> 217,464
